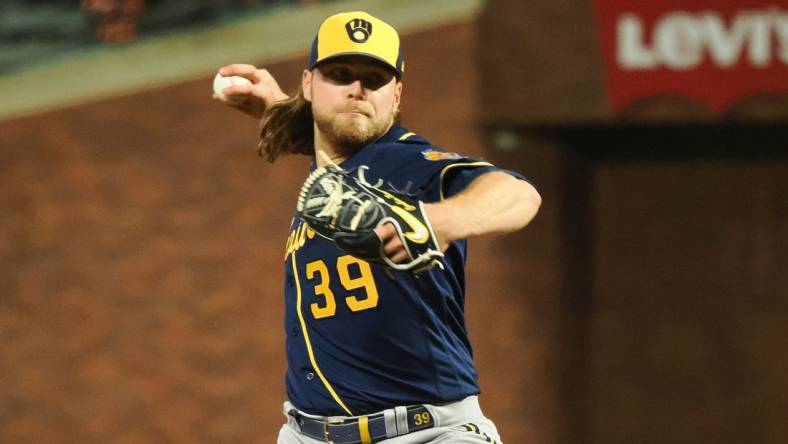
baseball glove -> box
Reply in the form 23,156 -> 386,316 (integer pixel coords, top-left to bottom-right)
296,164 -> 444,272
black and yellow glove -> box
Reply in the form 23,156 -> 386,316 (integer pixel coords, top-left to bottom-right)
296,164 -> 443,272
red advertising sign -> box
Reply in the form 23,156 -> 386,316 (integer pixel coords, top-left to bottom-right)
593,0 -> 788,112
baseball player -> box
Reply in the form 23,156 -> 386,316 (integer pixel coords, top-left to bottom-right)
214,11 -> 541,444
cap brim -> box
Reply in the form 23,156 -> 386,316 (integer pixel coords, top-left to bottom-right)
311,52 -> 402,77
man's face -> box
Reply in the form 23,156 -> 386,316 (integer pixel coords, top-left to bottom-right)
303,56 -> 402,154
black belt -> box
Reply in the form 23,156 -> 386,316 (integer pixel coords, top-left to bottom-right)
288,405 -> 435,444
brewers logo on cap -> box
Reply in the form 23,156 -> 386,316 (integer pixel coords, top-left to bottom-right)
308,11 -> 405,77
346,18 -> 372,43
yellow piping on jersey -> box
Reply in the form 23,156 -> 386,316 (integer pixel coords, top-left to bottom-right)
398,132 -> 415,140
290,252 -> 354,415
438,162 -> 493,200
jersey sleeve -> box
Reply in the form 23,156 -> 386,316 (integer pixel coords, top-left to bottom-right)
439,164 -> 532,200
369,140 -> 533,202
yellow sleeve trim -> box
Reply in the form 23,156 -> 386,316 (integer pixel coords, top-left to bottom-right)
359,416 -> 372,444
438,161 -> 493,200
290,253 -> 354,416
398,132 -> 416,140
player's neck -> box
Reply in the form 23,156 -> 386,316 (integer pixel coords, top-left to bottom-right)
313,127 -> 348,167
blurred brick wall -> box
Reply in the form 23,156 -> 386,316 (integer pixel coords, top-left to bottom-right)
0,64 -> 302,442
1,22 -> 543,443
491,127 -> 788,444
587,154 -> 788,444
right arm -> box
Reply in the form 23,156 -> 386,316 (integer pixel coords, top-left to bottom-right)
213,64 -> 289,119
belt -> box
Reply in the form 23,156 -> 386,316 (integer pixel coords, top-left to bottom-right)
288,405 -> 435,444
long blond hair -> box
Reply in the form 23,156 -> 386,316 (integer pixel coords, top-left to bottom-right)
257,89 -> 314,162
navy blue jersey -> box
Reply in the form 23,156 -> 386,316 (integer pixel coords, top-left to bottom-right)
282,125 -> 526,416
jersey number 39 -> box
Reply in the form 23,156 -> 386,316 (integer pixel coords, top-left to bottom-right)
306,256 -> 379,319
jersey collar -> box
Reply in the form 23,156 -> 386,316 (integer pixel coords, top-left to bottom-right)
309,124 -> 408,172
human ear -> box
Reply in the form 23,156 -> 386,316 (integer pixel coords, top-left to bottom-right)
302,69 -> 313,102
392,81 -> 403,111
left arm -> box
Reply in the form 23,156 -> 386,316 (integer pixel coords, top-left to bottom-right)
425,171 -> 541,248
376,171 -> 542,262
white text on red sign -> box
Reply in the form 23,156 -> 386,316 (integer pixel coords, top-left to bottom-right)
617,9 -> 788,70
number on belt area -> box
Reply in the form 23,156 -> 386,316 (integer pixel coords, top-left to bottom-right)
414,411 -> 432,426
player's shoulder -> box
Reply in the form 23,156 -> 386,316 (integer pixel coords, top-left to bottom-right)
369,126 -> 471,165
370,126 -> 432,154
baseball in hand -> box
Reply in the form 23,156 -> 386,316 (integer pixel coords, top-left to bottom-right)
213,73 -> 252,103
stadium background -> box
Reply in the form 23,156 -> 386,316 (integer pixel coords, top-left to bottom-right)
2,0 -> 787,443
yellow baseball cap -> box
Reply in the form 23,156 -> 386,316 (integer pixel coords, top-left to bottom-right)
308,11 -> 404,77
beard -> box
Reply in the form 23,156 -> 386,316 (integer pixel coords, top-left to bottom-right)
313,102 -> 394,156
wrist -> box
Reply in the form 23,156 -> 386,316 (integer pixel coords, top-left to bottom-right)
423,201 -> 465,249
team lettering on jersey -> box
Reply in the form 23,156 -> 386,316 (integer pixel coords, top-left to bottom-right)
284,221 -> 317,259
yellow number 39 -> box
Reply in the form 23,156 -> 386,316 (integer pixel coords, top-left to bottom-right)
414,411 -> 432,426
306,256 -> 379,319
